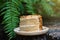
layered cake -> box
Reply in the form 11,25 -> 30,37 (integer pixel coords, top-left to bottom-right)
20,15 -> 43,31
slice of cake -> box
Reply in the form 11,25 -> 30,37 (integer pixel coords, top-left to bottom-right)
20,15 -> 43,31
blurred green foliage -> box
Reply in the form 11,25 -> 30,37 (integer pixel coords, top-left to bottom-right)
0,0 -> 6,9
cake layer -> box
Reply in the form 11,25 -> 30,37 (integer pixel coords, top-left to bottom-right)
20,25 -> 39,31
20,15 -> 41,20
20,19 -> 39,25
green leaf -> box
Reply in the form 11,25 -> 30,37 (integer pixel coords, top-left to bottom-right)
40,0 -> 55,17
1,0 -> 21,40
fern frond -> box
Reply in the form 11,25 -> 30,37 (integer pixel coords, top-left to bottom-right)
1,0 -> 22,40
22,0 -> 37,15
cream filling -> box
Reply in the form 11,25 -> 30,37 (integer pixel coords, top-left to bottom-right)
20,25 -> 36,27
